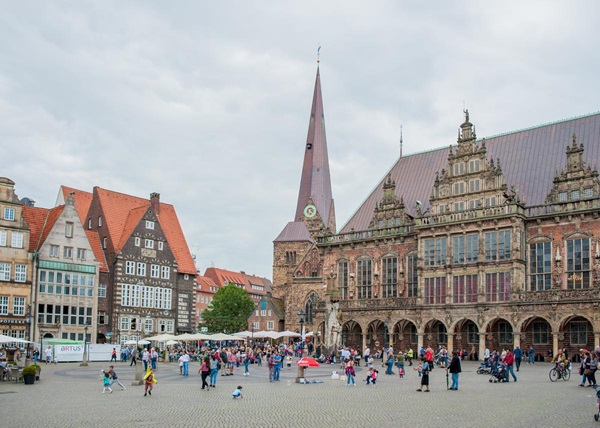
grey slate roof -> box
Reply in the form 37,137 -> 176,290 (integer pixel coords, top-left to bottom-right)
340,112 -> 600,234
273,221 -> 314,243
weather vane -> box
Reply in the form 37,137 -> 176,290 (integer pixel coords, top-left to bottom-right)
317,45 -> 321,63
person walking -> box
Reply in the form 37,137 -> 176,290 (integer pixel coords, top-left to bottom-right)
151,348 -> 158,370
209,354 -> 219,387
107,365 -> 126,390
528,346 -> 535,364
143,367 -> 157,396
110,348 -> 117,363
447,351 -> 462,390
130,348 -> 137,366
273,351 -> 282,381
199,356 -> 210,390
45,346 -> 53,364
407,347 -> 413,366
504,349 -> 517,382
267,352 -> 275,383
142,349 -> 150,371
513,346 -> 523,371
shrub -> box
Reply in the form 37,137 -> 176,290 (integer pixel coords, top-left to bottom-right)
22,365 -> 37,376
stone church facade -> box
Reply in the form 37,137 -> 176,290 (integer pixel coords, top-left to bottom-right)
273,67 -> 600,361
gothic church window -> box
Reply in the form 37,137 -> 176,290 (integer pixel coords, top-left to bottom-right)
305,292 -> 317,323
338,261 -> 348,299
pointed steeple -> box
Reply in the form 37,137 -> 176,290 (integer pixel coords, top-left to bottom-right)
294,66 -> 336,232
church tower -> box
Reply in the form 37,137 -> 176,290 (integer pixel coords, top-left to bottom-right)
272,65 -> 335,310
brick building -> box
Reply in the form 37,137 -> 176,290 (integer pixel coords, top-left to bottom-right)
273,67 -> 600,360
58,186 -> 197,344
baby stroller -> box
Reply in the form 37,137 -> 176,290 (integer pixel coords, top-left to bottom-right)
489,364 -> 507,383
477,359 -> 492,375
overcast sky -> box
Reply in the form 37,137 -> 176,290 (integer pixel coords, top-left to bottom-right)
2,1 -> 599,279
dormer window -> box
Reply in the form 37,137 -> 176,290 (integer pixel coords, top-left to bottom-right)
583,188 -> 593,198
98,216 -> 103,227
469,179 -> 480,193
571,190 -> 580,200
558,192 -> 568,202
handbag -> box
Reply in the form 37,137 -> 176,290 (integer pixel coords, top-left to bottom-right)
217,361 -> 222,370
585,368 -> 591,375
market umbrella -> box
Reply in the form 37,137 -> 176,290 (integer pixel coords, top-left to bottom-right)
208,333 -> 243,341
233,331 -> 253,338
0,334 -> 32,344
124,339 -> 150,346
297,357 -> 320,367
253,331 -> 280,339
166,340 -> 179,346
175,333 -> 197,341
145,334 -> 178,342
276,331 -> 301,338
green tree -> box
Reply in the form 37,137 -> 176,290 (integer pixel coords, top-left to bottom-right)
200,283 -> 255,333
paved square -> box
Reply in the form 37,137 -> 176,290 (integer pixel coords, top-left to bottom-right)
0,360 -> 595,427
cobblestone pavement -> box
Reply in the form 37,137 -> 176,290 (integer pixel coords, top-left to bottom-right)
0,360 -> 596,427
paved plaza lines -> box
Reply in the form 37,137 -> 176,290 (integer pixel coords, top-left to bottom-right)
1,361 -> 596,427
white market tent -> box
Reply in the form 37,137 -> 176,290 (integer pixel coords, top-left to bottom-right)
0,334 -> 31,344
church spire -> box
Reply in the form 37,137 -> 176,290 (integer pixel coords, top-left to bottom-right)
294,66 -> 336,232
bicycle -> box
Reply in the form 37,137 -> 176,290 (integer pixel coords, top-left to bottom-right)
549,364 -> 571,382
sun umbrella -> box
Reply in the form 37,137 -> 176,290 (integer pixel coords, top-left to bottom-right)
297,357 -> 320,367
166,340 -> 179,346
253,331 -> 280,339
0,334 -> 32,344
124,339 -> 150,346
175,333 -> 197,341
233,331 -> 253,338
145,334 -> 178,342
208,333 -> 243,341
276,331 -> 301,338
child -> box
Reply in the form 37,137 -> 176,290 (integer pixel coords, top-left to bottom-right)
366,368 -> 378,385
415,362 -> 423,377
101,371 -> 113,394
143,367 -> 157,397
232,385 -> 243,399
53,355 -> 59,365
108,365 -> 126,390
286,355 -> 292,369
398,367 -> 405,379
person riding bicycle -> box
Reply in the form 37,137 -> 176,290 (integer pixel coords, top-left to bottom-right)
552,351 -> 568,377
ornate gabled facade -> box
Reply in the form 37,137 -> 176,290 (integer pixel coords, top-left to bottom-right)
0,178 -> 32,343
273,69 -> 600,361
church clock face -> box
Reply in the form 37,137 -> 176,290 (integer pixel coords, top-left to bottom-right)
304,204 -> 317,218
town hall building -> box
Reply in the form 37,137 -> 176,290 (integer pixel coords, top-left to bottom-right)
273,66 -> 600,361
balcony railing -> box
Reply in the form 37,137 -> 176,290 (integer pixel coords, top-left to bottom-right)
525,198 -> 600,217
316,225 -> 414,245
417,204 -> 524,226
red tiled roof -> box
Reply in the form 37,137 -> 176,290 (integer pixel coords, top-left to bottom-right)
21,206 -> 50,251
196,274 -> 218,290
86,230 -> 109,273
58,186 -> 93,225
203,267 -> 270,296
22,205 -> 64,252
94,187 -> 197,275
116,206 -> 147,251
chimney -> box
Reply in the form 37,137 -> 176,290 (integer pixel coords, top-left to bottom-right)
150,192 -> 160,215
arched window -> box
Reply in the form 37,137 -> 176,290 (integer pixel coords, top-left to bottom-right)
305,292 -> 317,323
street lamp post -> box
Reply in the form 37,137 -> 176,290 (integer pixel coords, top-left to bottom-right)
40,329 -> 45,364
132,314 -> 152,386
80,322 -> 89,366
295,310 -> 307,383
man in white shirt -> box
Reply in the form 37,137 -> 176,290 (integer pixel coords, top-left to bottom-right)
142,349 -> 150,371
181,351 -> 190,376
45,346 -> 53,364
